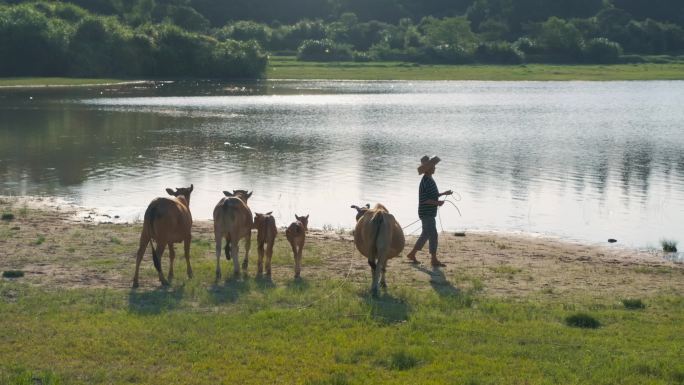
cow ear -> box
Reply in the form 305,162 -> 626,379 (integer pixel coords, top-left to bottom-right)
189,184 -> 194,192
365,203 -> 370,208
247,191 -> 253,199
166,188 -> 176,196
266,211 -> 272,216
305,214 -> 309,219
223,191 -> 233,197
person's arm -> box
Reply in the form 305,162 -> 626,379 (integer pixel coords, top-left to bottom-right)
421,198 -> 444,206
439,190 -> 453,196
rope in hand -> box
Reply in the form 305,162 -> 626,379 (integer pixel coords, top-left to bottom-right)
437,191 -> 462,233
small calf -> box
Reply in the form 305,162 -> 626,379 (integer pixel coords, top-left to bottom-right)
285,214 -> 309,278
253,212 -> 277,276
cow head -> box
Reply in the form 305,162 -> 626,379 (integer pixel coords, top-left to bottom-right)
224,189 -> 252,203
166,184 -> 194,205
295,214 -> 309,231
350,203 -> 370,221
253,211 -> 273,228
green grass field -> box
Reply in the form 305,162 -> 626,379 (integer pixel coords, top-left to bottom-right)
267,56 -> 684,81
1,231 -> 683,385
2,60 -> 684,87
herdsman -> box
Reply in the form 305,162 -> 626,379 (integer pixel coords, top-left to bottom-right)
406,155 -> 452,267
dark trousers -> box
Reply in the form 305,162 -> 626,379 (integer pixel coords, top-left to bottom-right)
414,216 -> 438,255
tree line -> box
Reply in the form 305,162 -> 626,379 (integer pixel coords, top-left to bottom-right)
1,0 -> 683,78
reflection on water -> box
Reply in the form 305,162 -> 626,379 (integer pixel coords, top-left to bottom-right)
1,80 -> 684,247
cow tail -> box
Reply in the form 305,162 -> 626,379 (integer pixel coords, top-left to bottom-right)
144,205 -> 162,273
369,212 -> 385,268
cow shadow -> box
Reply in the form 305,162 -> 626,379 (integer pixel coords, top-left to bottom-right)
362,292 -> 410,325
285,277 -> 310,292
412,265 -> 461,298
208,275 -> 252,304
254,274 -> 277,291
128,284 -> 186,315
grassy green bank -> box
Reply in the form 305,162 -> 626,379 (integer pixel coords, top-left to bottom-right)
2,61 -> 684,87
2,280 -> 683,385
267,57 -> 684,81
1,202 -> 683,384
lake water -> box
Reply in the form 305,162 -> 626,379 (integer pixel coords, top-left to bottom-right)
1,80 -> 683,248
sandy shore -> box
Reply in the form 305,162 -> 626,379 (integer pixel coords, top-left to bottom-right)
1,196 -> 682,299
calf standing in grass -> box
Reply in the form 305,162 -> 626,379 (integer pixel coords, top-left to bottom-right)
213,190 -> 253,278
133,184 -> 194,288
285,214 -> 309,278
351,203 -> 405,296
253,212 -> 277,276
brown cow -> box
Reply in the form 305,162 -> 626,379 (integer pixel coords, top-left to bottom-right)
214,189 -> 253,278
351,203 -> 405,296
133,184 -> 194,288
253,212 -> 277,276
285,214 -> 309,278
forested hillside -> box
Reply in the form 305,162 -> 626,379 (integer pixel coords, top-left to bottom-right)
1,0 -> 683,78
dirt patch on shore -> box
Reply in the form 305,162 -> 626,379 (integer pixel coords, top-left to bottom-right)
1,198 -> 682,299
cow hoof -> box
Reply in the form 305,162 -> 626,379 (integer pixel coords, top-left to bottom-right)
380,281 -> 387,289
187,271 -> 193,279
132,281 -> 139,289
160,280 -> 170,287
242,262 -> 248,270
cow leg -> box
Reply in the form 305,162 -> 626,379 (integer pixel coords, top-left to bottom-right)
369,255 -> 381,296
380,258 -> 388,289
225,242 -> 231,261
155,243 -> 169,286
132,231 -> 149,288
265,242 -> 274,276
231,240 -> 241,275
184,236 -> 193,279
294,247 -> 302,279
242,232 -> 251,270
289,241 -> 298,277
168,243 -> 176,282
214,231 -> 223,280
257,240 -> 265,276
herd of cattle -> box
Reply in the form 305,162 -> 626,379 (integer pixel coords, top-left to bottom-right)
132,184 -> 406,296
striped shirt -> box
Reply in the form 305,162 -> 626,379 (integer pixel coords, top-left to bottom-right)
418,175 -> 439,218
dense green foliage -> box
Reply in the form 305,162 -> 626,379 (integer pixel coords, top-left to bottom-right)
0,2 -> 267,78
1,0 -> 683,77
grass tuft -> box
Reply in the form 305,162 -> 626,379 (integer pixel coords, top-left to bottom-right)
2,270 -> 25,278
386,351 -> 421,370
565,313 -> 601,328
305,373 -> 350,385
2,212 -> 15,221
661,239 -> 678,252
34,236 -> 46,245
622,298 -> 646,310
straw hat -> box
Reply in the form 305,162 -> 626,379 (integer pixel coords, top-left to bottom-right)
417,155 -> 441,175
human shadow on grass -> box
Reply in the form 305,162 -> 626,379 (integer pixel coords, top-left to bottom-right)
412,265 -> 461,298
362,291 -> 411,325
128,284 -> 186,315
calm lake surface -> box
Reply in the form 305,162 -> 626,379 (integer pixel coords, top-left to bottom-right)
1,80 -> 683,247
